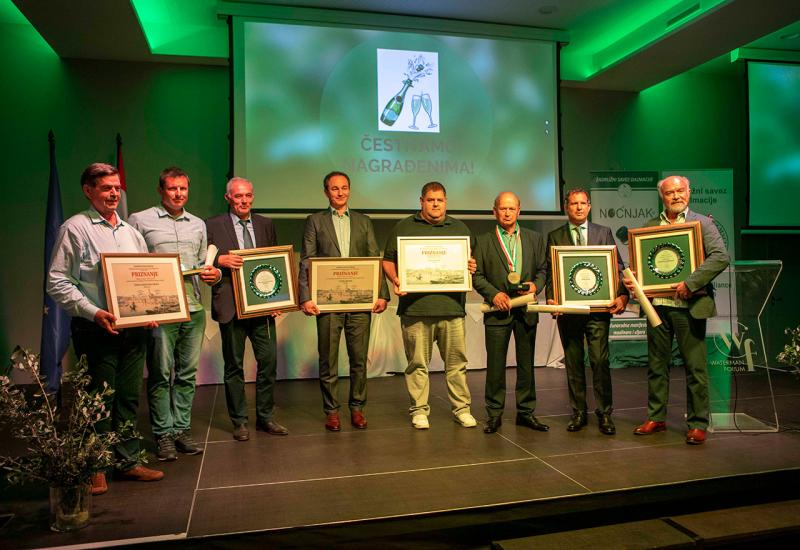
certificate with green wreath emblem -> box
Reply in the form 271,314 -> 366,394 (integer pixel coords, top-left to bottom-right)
628,222 -> 704,297
550,245 -> 618,311
230,245 -> 299,318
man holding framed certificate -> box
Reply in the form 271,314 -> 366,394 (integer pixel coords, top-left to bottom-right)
546,188 -> 628,435
206,177 -> 289,441
298,171 -> 389,431
47,163 -> 164,496
473,191 -> 549,434
382,182 -> 477,430
624,175 -> 729,445
128,167 -> 220,461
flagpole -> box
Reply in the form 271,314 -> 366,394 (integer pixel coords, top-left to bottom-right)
41,130 -> 70,395
115,133 -> 128,220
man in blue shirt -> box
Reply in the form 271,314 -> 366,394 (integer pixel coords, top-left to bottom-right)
48,163 -> 164,496
129,167 -> 220,461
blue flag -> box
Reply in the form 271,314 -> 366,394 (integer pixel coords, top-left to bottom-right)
41,130 -> 70,394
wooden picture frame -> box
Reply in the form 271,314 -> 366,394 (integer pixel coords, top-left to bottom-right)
397,236 -> 472,293
628,221 -> 705,297
550,245 -> 619,312
101,253 -> 191,329
230,245 -> 299,318
309,257 -> 382,313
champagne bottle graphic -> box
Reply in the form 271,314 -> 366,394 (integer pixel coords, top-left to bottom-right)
379,54 -> 434,128
380,79 -> 413,126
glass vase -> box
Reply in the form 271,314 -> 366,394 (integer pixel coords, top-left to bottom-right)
49,484 -> 91,532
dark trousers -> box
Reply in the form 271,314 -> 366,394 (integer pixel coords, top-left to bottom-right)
219,316 -> 277,427
71,318 -> 146,471
646,306 -> 709,430
484,317 -> 538,418
557,313 -> 613,415
316,311 -> 370,414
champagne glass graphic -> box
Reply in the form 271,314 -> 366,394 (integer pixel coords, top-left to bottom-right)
409,94 -> 422,129
379,54 -> 433,127
421,93 -> 437,128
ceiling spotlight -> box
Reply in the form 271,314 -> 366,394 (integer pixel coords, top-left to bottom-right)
779,32 -> 800,41
538,5 -> 558,15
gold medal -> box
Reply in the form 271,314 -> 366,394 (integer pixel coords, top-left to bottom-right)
507,271 -> 521,285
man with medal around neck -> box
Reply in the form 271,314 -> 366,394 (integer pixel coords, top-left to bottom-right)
546,188 -> 628,436
473,191 -> 549,434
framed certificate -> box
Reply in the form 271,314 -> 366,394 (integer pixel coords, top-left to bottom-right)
101,253 -> 191,329
230,245 -> 299,318
628,221 -> 705,297
397,236 -> 471,293
309,257 -> 382,313
550,245 -> 619,312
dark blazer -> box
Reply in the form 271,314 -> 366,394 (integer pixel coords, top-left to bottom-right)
206,213 -> 277,324
473,226 -> 547,326
644,210 -> 729,319
546,221 -> 628,303
298,209 -> 389,303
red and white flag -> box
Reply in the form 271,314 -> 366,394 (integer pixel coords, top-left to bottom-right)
115,133 -> 128,220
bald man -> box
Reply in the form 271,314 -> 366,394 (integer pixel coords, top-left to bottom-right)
472,192 -> 549,434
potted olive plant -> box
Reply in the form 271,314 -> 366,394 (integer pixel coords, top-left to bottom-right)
0,347 -> 137,532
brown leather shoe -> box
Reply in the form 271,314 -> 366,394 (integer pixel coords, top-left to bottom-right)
325,412 -> 341,432
686,428 -> 706,445
117,465 -> 165,482
633,420 -> 667,435
351,410 -> 367,429
90,472 -> 108,496
233,423 -> 250,441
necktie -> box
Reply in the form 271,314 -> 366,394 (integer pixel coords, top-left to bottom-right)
575,226 -> 584,246
239,219 -> 254,249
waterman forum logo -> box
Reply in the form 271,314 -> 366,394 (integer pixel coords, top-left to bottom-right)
712,322 -> 757,373
377,49 -> 440,133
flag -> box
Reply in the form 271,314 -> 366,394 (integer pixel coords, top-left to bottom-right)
116,133 -> 128,220
41,130 -> 71,394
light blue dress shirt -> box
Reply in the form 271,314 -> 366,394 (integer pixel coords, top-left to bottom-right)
47,208 -> 148,321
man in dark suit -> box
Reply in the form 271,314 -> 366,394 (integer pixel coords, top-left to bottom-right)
206,177 -> 288,441
298,171 -> 389,431
625,175 -> 729,445
546,188 -> 628,435
473,191 -> 549,434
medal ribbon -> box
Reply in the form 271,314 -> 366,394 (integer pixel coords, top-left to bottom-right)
495,224 -> 518,272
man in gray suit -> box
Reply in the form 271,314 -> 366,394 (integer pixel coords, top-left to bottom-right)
298,171 -> 389,431
473,191 -> 549,434
546,188 -> 628,435
624,175 -> 729,445
206,177 -> 288,441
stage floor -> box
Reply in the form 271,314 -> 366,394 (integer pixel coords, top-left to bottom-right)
2,365 -> 800,549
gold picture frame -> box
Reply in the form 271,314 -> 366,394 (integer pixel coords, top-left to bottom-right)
230,245 -> 299,318
628,221 -> 705,297
550,245 -> 619,312
309,257 -> 382,313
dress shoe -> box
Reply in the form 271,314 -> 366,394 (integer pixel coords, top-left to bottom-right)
175,431 -> 204,455
325,412 -> 341,432
412,414 -> 429,429
156,433 -> 178,461
686,428 -> 706,445
232,423 -> 250,441
257,419 -> 289,436
117,465 -> 164,482
516,413 -> 549,432
597,413 -> 616,435
483,417 -> 502,434
351,410 -> 368,429
90,473 -> 108,496
633,420 -> 666,435
566,411 -> 588,432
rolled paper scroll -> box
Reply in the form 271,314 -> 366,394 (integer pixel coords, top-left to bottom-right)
479,293 -> 536,313
623,267 -> 662,327
205,244 -> 219,267
527,303 -> 591,315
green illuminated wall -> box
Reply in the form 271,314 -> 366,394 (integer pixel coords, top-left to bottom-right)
0,12 -> 228,356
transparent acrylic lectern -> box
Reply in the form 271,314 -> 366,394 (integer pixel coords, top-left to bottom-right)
707,260 -> 782,433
